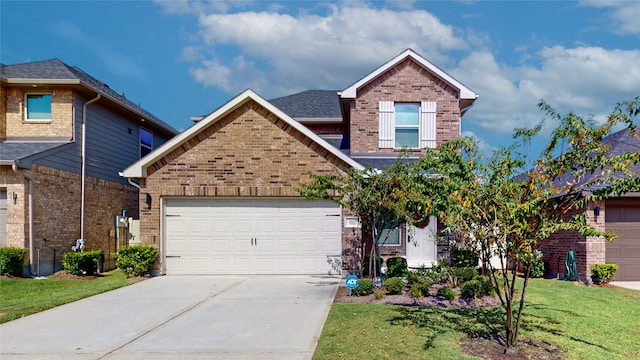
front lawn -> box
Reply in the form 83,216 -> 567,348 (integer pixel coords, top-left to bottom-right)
314,278 -> 640,359
0,270 -> 132,324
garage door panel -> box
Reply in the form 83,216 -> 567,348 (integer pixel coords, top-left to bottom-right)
165,198 -> 341,275
605,203 -> 640,281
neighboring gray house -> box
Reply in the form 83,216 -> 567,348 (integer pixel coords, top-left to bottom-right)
0,59 -> 178,275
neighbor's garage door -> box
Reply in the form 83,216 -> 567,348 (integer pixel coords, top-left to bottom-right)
164,198 -> 341,275
605,198 -> 640,281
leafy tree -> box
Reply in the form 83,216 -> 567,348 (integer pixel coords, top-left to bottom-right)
415,97 -> 639,349
297,156 -> 426,279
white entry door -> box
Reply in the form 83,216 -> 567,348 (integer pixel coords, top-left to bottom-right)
163,198 -> 342,275
406,216 -> 438,268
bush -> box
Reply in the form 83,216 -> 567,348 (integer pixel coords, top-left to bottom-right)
374,289 -> 385,300
385,257 -> 408,278
413,260 -> 450,284
590,264 -> 619,285
63,250 -> 102,275
475,275 -> 497,297
115,245 -> 159,278
530,250 -> 545,278
437,286 -> 457,300
451,248 -> 479,268
410,280 -> 431,298
0,247 -> 26,276
452,267 -> 478,284
352,278 -> 374,296
384,277 -> 405,294
361,256 -> 382,278
460,279 -> 482,299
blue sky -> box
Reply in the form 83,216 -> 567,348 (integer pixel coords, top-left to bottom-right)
2,0 -> 639,157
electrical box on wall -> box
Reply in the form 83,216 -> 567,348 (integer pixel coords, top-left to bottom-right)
128,218 -> 141,245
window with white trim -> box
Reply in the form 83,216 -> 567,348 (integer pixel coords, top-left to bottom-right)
379,101 -> 436,149
25,94 -> 52,121
377,224 -> 401,246
140,128 -> 153,158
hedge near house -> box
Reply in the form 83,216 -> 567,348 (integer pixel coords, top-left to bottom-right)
0,247 -> 26,276
115,245 -> 159,278
63,250 -> 102,275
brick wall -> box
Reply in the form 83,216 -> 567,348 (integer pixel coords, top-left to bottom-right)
140,100 -> 353,267
539,199 -> 605,282
0,164 -> 138,274
349,58 -> 461,154
4,87 -> 74,139
1,85 -> 7,139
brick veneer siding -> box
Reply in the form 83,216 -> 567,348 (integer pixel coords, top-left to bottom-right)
0,164 -> 138,275
4,86 -> 74,139
349,58 -> 461,154
139,100 -> 354,270
538,199 -> 605,283
1,85 -> 7,139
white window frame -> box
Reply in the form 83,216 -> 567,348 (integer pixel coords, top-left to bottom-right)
379,101 -> 436,149
140,127 -> 153,158
377,224 -> 401,247
24,93 -> 52,122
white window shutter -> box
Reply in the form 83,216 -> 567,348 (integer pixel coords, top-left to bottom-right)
379,101 -> 395,148
420,101 -> 436,148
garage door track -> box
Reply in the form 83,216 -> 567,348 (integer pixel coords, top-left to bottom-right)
0,275 -> 339,359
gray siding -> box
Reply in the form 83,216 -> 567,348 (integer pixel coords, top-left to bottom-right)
33,92 -> 172,185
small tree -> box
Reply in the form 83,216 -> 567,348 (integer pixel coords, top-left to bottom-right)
298,156 -> 426,279
416,97 -> 639,349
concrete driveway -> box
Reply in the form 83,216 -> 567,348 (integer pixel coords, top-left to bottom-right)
0,275 -> 339,360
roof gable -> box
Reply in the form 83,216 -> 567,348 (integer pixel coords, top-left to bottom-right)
340,49 -> 478,100
122,90 -> 364,178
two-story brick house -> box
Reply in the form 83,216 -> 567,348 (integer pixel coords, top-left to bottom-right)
0,59 -> 177,275
123,49 -> 478,275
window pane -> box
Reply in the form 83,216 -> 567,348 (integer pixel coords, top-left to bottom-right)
378,226 -> 400,246
395,128 -> 419,148
140,146 -> 152,157
395,103 -> 419,126
26,94 -> 51,119
140,128 -> 153,148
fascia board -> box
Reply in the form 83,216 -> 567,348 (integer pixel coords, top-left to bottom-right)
5,78 -> 81,85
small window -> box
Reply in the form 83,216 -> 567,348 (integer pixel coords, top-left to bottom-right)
140,128 -> 153,157
395,103 -> 419,148
377,224 -> 400,246
25,94 -> 52,121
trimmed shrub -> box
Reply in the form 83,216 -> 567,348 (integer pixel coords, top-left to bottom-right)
410,281 -> 431,298
63,250 -> 102,275
353,278 -> 374,296
115,245 -> 159,278
361,256 -> 382,278
461,279 -> 482,299
452,267 -> 478,284
590,264 -> 619,285
437,286 -> 457,300
385,257 -> 408,278
0,247 -> 26,276
384,277 -> 405,294
530,250 -> 545,278
475,275 -> 497,297
451,248 -> 479,268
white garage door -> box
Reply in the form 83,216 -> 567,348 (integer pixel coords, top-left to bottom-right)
164,198 -> 342,275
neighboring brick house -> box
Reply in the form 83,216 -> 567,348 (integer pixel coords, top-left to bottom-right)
123,49 -> 479,275
539,128 -> 640,282
0,59 -> 177,275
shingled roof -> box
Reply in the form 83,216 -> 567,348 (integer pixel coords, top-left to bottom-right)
269,90 -> 341,120
1,59 -> 177,135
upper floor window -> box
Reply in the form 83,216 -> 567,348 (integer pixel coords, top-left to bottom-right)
140,128 -> 153,158
25,94 -> 52,121
379,101 -> 436,149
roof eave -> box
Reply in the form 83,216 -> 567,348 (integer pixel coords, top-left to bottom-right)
5,78 -> 81,85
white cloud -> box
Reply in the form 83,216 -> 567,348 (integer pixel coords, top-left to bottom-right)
177,2 -> 468,96
461,130 -> 497,157
580,1 -> 640,34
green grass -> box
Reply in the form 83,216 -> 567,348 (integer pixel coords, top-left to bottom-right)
314,279 -> 640,360
0,270 -> 131,324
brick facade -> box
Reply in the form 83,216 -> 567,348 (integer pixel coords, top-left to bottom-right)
0,164 -> 138,275
3,86 -> 74,139
349,58 -> 461,154
538,199 -> 605,282
139,100 -> 353,268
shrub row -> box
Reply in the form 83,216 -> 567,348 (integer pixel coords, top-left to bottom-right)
114,245 -> 159,277
63,250 -> 102,275
0,247 -> 26,276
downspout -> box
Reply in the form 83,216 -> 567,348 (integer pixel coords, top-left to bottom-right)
12,163 -> 35,276
81,94 -> 101,242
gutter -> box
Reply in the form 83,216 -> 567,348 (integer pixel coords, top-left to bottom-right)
11,162 -> 35,276
80,94 -> 101,242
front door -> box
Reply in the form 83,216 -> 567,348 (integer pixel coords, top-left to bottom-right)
406,216 -> 437,268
